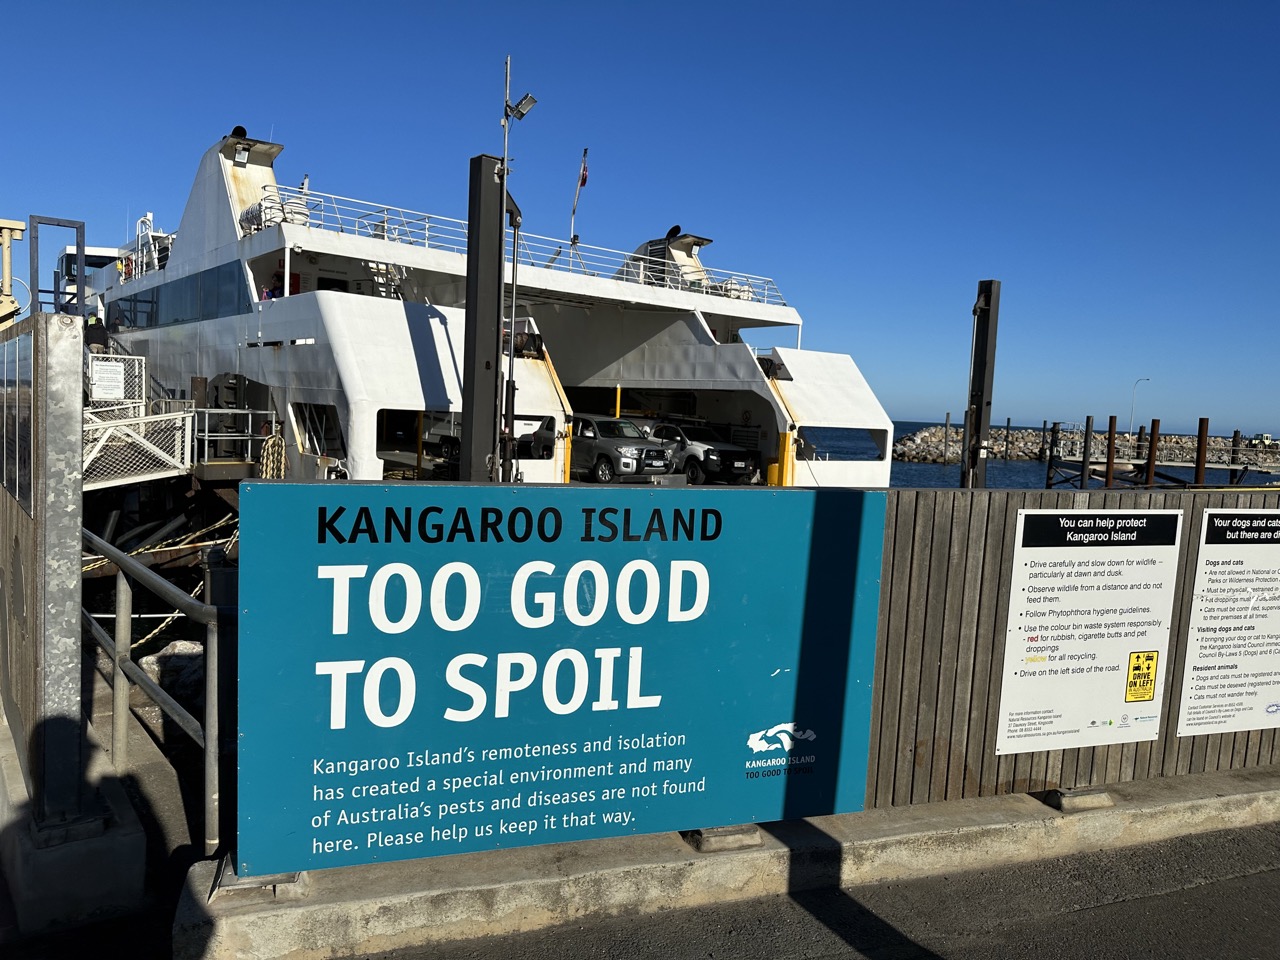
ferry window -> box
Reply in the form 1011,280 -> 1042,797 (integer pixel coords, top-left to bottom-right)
114,263 -> 251,328
161,274 -> 197,324
796,426 -> 888,462
197,267 -> 222,321
316,276 -> 349,292
211,261 -> 249,319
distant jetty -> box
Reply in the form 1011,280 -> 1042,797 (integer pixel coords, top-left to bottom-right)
893,425 -> 1266,466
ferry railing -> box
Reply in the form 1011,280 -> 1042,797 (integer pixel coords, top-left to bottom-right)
192,408 -> 279,467
250,185 -> 469,253
251,185 -> 787,306
83,408 -> 195,491
509,232 -> 787,305
81,530 -> 228,857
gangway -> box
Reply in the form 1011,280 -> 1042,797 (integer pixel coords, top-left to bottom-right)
82,341 -> 278,491
83,349 -> 194,490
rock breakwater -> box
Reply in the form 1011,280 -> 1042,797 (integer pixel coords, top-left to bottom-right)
894,425 -> 1275,466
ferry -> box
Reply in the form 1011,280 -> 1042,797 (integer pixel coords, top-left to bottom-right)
81,127 -> 892,489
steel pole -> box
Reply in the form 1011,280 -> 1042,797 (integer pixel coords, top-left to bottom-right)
1129,377 -> 1149,438
497,58 -> 512,482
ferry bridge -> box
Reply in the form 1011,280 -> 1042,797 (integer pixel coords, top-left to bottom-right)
1,312 -> 1279,959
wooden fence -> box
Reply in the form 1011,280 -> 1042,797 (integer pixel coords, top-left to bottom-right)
867,487 -> 1280,808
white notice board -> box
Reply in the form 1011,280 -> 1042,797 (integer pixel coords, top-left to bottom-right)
1178,510 -> 1280,737
90,358 -> 126,401
997,509 -> 1182,754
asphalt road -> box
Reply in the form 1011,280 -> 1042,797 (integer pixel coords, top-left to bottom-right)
374,822 -> 1280,960
10,821 -> 1280,958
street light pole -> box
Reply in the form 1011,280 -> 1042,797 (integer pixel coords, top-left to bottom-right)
1129,377 -> 1150,438
498,57 -> 536,483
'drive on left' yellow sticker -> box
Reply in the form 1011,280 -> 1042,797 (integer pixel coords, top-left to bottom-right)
1126,650 -> 1158,703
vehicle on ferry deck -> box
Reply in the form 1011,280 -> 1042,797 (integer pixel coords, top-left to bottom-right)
569,415 -> 672,483
649,421 -> 756,485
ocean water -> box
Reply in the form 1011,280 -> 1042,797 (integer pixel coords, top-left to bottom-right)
800,421 -> 1051,490
882,421 -> 1211,490
891,457 -> 1049,490
889,420 -> 1048,490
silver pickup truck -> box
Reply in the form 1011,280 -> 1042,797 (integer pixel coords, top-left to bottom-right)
649,421 -> 757,485
570,415 -> 672,483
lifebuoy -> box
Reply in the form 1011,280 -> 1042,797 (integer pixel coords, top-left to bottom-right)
123,257 -> 134,280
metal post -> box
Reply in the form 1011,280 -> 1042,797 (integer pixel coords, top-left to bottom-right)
1081,416 -> 1094,490
1045,422 -> 1060,489
943,411 -> 951,463
1144,420 -> 1161,488
0,219 -> 25,325
1129,377 -> 1149,437
461,155 -> 504,482
960,280 -> 1000,489
33,312 -> 89,824
1004,416 -> 1011,459
501,210 -> 523,483
1104,415 -> 1117,488
113,570 -> 132,770
498,58 -> 536,484
204,617 -> 220,857
416,411 -> 425,479
1230,429 -> 1242,486
201,546 -> 222,857
1195,418 -> 1209,487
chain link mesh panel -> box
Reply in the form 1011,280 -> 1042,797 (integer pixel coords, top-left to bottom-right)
83,412 -> 193,490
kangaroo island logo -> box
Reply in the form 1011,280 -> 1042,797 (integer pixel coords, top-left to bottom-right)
746,721 -> 816,754
744,722 -> 817,777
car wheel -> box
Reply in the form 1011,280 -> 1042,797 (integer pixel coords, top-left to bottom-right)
594,456 -> 616,484
685,459 -> 705,485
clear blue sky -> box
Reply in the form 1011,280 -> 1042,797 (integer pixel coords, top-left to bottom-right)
7,2 -> 1277,435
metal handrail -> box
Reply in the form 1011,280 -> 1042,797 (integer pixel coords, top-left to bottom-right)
246,184 -> 788,306
82,528 -> 227,857
193,408 -> 278,464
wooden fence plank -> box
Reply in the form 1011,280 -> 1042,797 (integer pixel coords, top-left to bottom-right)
1152,491 -> 1190,780
892,491 -> 936,806
972,491 -> 1011,797
911,491 -> 954,803
864,490 -> 898,807
874,490 -> 915,809
989,491 -> 1023,795
930,491 -> 972,801
950,493 -> 990,799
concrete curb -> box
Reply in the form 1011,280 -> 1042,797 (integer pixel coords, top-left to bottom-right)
173,765 -> 1280,960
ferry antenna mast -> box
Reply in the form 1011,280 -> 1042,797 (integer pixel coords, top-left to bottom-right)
569,148 -> 588,270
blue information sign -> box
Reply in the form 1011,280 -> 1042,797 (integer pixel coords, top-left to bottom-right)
237,484 -> 885,876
